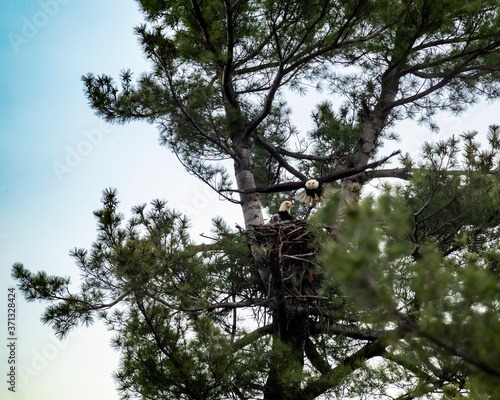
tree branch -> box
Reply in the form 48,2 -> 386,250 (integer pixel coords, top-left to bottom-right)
402,315 -> 500,379
359,167 -> 414,182
253,132 -> 307,180
311,321 -> 380,342
222,0 -> 238,108
191,0 -> 220,57
172,150 -> 241,204
232,324 -> 274,352
276,147 -> 339,162
148,293 -> 272,314
304,337 -> 331,375
389,44 -> 500,110
291,337 -> 388,400
223,151 -> 400,194
163,70 -> 235,157
244,61 -> 285,139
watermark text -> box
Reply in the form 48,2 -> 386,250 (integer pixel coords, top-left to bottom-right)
8,0 -> 71,53
52,120 -> 114,182
6,287 -> 17,393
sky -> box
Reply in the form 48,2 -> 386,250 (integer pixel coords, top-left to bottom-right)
0,1 -> 240,399
0,1 -> 499,399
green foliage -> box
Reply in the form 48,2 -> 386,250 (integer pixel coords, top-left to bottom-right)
14,0 -> 500,398
403,130 -> 500,255
84,0 -> 500,213
14,140 -> 500,398
316,133 -> 500,397
14,188 -> 278,398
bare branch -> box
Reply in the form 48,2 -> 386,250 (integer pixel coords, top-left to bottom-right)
276,147 -> 339,162
253,132 -> 307,180
311,320 -> 380,341
232,324 -> 274,352
360,167 -> 413,182
224,151 -> 401,194
172,150 -> 241,204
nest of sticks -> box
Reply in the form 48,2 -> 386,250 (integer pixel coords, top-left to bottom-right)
251,220 -> 321,299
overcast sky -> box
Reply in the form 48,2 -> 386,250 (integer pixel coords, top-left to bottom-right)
1,1 -> 499,399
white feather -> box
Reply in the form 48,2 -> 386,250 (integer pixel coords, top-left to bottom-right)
294,190 -> 314,205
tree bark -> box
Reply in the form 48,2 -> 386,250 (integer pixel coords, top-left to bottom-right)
342,63 -> 402,203
234,145 -> 264,227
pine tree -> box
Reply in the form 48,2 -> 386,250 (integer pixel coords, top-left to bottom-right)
13,1 -> 500,399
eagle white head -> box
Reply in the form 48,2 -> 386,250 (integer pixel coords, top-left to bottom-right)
305,179 -> 320,190
295,179 -> 323,206
279,201 -> 292,212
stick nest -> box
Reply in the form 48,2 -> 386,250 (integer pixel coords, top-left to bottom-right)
251,220 -> 321,298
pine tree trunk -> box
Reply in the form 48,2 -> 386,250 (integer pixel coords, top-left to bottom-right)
264,325 -> 307,400
342,65 -> 401,203
224,99 -> 264,228
234,147 -> 264,227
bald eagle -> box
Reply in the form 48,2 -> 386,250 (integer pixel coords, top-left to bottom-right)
295,179 -> 336,207
294,179 -> 327,207
269,201 -> 293,223
223,152 -> 400,199
278,200 -> 293,220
